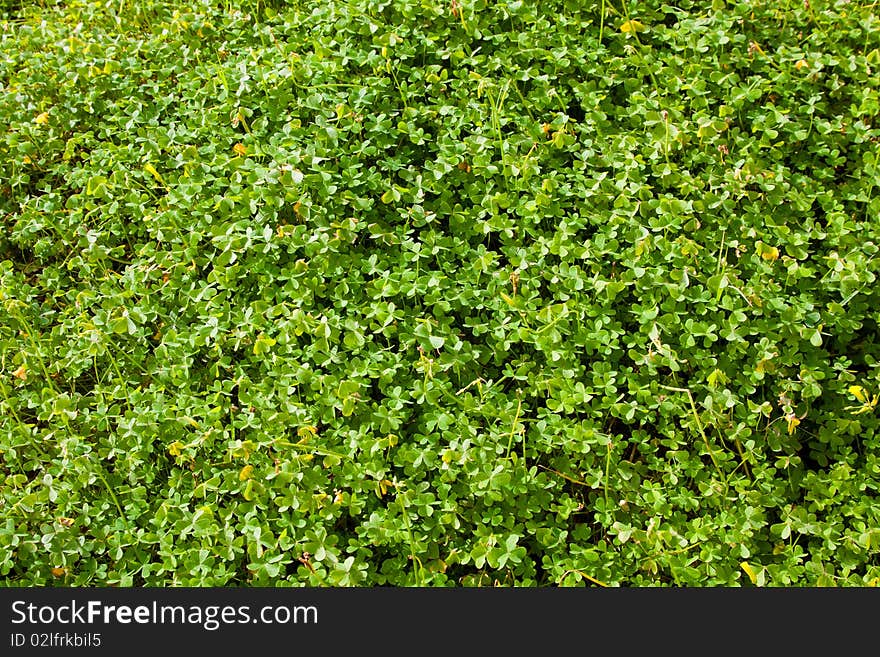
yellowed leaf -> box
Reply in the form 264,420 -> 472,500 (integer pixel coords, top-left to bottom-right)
375,478 -> 394,498
740,562 -> 758,585
849,385 -> 867,403
144,162 -> 166,187
761,246 -> 779,261
620,19 -> 646,33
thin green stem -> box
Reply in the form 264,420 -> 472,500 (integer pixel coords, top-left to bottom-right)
488,80 -> 511,190
86,458 -> 127,523
604,442 -> 611,510
398,494 -> 423,586
9,307 -> 60,394
505,392 -> 523,460
0,376 -> 27,432
659,385 -> 727,490
271,439 -> 347,461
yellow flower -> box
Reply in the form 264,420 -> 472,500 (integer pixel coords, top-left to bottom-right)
795,59 -> 808,71
233,142 -> 247,157
786,413 -> 800,435
34,111 -> 49,125
12,364 -> 27,381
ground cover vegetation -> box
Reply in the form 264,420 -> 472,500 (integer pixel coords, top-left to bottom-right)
2,0 -> 880,586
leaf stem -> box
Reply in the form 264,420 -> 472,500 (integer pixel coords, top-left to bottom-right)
505,392 -> 523,460
398,494 -> 423,586
659,385 -> 728,490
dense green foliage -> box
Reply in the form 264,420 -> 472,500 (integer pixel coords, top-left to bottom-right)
2,0 -> 880,586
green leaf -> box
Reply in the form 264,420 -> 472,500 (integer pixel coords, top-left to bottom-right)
253,334 -> 276,356
4,0 -> 878,590
86,175 -> 108,196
